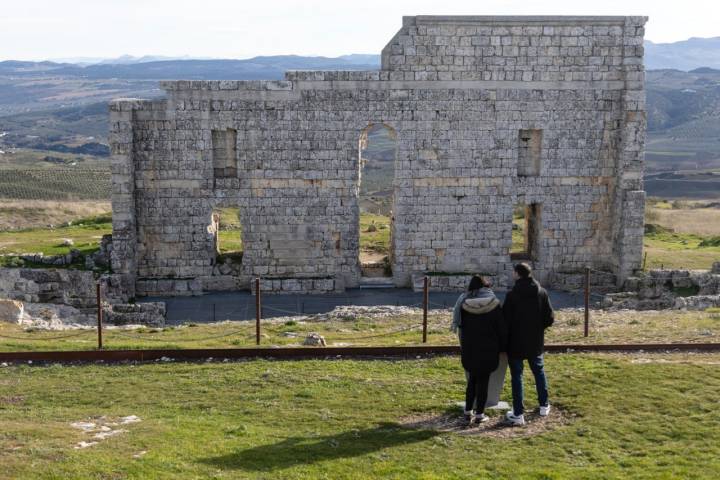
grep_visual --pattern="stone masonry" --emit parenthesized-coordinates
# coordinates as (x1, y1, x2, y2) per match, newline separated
(109, 15, 647, 296)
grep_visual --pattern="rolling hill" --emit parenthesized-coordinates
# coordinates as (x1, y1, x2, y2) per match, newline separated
(1, 49, 719, 201)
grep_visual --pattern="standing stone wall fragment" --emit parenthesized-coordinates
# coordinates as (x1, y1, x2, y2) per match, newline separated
(109, 15, 648, 295)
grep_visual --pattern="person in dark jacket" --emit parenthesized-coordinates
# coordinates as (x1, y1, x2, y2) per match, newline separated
(454, 275, 507, 424)
(503, 263, 554, 426)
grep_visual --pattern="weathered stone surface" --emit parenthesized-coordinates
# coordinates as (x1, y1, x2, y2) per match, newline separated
(0, 299, 24, 323)
(20, 249, 83, 266)
(674, 295, 720, 311)
(22, 302, 93, 328)
(0, 268, 96, 308)
(109, 15, 648, 295)
(303, 332, 327, 347)
(103, 302, 166, 327)
(86, 234, 113, 270)
(602, 292, 675, 311)
(412, 273, 498, 292)
(604, 268, 720, 310)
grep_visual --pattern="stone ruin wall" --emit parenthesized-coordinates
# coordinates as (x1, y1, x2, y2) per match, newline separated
(109, 15, 647, 297)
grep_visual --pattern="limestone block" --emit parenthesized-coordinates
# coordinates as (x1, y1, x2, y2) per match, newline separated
(0, 299, 24, 323)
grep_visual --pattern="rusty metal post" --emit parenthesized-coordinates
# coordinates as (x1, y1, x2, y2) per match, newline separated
(584, 267, 590, 337)
(255, 278, 261, 345)
(96, 283, 103, 350)
(422, 276, 429, 343)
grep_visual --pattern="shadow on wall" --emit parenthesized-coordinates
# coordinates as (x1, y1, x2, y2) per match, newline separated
(199, 422, 436, 472)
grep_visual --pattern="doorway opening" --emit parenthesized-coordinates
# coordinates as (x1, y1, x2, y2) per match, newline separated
(358, 123, 396, 279)
(210, 207, 243, 268)
(510, 203, 541, 260)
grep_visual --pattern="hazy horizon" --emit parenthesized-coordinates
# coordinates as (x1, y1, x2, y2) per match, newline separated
(1, 33, 704, 65)
(2, 0, 720, 61)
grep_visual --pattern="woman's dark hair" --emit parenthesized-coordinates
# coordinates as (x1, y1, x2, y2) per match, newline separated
(467, 275, 490, 291)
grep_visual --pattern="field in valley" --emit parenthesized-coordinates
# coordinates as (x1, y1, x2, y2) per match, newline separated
(643, 199, 720, 269)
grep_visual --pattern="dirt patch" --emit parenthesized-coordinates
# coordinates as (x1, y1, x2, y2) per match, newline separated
(400, 407, 573, 439)
(0, 395, 25, 405)
(360, 251, 386, 264)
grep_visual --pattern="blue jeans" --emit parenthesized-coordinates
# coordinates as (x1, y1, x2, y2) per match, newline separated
(509, 355, 549, 415)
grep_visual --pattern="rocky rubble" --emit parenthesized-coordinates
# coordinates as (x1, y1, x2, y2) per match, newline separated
(0, 267, 96, 308)
(85, 234, 112, 270)
(0, 298, 93, 329)
(20, 249, 83, 266)
(0, 297, 166, 330)
(103, 302, 166, 328)
(602, 269, 720, 311)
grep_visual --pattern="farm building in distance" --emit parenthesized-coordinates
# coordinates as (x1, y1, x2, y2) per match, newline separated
(108, 15, 647, 297)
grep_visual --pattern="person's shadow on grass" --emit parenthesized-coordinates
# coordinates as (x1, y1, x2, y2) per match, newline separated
(200, 422, 438, 472)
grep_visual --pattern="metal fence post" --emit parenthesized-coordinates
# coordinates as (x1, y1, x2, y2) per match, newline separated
(584, 267, 590, 337)
(96, 283, 103, 350)
(255, 278, 261, 345)
(422, 276, 429, 343)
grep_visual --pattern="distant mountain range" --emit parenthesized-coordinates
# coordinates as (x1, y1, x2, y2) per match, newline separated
(1, 46, 720, 199)
(645, 37, 720, 70)
(0, 55, 381, 81)
(15, 35, 718, 72)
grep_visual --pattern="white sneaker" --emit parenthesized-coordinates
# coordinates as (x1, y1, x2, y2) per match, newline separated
(539, 404, 551, 417)
(474, 413, 490, 424)
(505, 411, 525, 426)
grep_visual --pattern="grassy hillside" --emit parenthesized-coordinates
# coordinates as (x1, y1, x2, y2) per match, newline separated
(644, 199, 720, 269)
(644, 69, 720, 194)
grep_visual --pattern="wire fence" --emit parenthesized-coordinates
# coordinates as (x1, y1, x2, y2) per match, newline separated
(6, 267, 701, 353)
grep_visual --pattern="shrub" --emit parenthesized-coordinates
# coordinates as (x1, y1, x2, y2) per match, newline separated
(698, 236, 720, 247)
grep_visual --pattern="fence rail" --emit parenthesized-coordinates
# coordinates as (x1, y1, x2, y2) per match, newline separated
(2, 343, 720, 364)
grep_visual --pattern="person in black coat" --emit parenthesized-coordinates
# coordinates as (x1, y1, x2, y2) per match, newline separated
(502, 263, 554, 425)
(455, 275, 508, 424)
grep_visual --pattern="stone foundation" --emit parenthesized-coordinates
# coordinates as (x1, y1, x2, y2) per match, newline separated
(411, 273, 501, 293)
(254, 277, 338, 295)
(552, 270, 617, 293)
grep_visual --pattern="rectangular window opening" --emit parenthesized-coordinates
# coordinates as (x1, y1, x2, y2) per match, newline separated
(518, 129, 542, 177)
(212, 128, 238, 179)
(510, 203, 541, 260)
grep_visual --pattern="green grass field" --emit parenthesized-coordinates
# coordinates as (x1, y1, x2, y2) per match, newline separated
(359, 213, 391, 257)
(2, 353, 720, 479)
(1, 309, 718, 352)
(2, 204, 718, 271)
(0, 214, 111, 266)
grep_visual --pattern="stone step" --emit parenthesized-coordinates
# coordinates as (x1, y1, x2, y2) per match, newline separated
(359, 277, 395, 289)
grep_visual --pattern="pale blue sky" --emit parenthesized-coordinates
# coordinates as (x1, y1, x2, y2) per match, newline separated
(1, 0, 717, 61)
